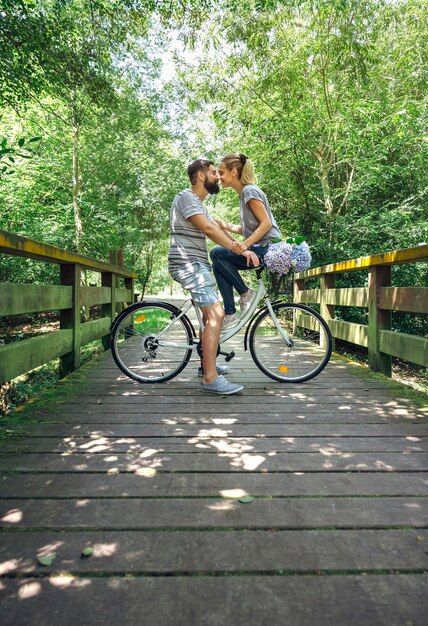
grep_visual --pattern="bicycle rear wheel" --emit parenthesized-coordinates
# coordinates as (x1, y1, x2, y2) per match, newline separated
(249, 303, 332, 382)
(111, 302, 193, 383)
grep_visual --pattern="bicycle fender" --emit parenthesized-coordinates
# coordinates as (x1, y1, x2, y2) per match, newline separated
(243, 300, 291, 351)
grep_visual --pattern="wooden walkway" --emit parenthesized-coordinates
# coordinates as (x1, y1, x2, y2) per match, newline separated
(0, 333, 427, 625)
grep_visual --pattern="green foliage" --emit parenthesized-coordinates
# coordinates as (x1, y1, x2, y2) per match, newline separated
(0, 135, 41, 177)
(172, 0, 427, 274)
(1, 0, 427, 333)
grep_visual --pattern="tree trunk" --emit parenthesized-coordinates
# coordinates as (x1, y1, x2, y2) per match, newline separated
(71, 94, 83, 254)
(316, 142, 334, 216)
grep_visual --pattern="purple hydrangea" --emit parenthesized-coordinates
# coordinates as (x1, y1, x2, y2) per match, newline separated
(264, 240, 312, 275)
(290, 242, 312, 272)
(263, 242, 293, 275)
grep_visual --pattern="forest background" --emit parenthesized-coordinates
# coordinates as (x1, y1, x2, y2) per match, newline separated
(0, 0, 427, 407)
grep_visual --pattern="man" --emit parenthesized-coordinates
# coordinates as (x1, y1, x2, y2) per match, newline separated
(168, 158, 259, 395)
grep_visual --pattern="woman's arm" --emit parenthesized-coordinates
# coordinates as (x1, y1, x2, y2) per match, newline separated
(214, 218, 243, 235)
(231, 199, 272, 253)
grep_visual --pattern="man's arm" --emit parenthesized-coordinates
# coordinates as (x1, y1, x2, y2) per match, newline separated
(188, 214, 259, 266)
(189, 214, 238, 250)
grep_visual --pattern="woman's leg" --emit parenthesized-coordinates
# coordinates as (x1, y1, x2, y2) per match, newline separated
(210, 246, 252, 315)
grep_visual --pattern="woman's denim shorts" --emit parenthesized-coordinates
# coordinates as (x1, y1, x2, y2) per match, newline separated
(170, 261, 219, 308)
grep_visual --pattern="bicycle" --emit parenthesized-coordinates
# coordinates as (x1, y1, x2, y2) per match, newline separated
(110, 267, 333, 384)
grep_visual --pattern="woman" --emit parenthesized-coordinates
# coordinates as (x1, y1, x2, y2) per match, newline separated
(211, 153, 282, 326)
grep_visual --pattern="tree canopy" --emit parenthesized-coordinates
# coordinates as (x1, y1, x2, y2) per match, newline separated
(1, 0, 427, 293)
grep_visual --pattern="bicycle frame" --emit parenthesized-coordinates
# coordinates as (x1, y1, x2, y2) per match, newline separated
(157, 274, 293, 350)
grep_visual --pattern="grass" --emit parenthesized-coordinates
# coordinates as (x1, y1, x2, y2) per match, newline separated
(331, 352, 428, 409)
(333, 339, 428, 397)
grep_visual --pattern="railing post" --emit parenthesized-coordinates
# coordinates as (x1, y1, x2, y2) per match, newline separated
(368, 265, 392, 376)
(320, 273, 336, 351)
(293, 277, 305, 333)
(102, 271, 116, 351)
(109, 249, 123, 315)
(293, 277, 305, 302)
(125, 276, 135, 304)
(60, 263, 81, 377)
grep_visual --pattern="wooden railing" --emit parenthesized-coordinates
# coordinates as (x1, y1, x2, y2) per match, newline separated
(293, 244, 428, 376)
(0, 230, 137, 385)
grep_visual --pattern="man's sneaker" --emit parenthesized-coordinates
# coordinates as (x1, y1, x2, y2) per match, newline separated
(198, 364, 230, 377)
(201, 375, 244, 395)
(239, 288, 256, 316)
(222, 313, 239, 327)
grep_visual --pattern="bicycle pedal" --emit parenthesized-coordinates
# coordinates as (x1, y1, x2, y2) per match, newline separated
(219, 350, 235, 362)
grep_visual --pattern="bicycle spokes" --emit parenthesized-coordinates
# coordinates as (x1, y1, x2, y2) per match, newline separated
(249, 303, 332, 383)
(111, 303, 193, 383)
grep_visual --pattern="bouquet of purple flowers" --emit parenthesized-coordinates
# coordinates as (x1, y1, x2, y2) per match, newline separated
(263, 237, 312, 275)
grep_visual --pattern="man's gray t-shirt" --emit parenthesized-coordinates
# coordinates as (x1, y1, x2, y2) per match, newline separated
(168, 189, 214, 272)
(240, 184, 282, 245)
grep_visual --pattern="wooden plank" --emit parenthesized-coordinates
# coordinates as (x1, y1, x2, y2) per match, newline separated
(0, 451, 426, 472)
(0, 330, 73, 384)
(329, 319, 369, 347)
(379, 286, 428, 313)
(1, 472, 427, 498)
(295, 311, 320, 331)
(1, 576, 427, 626)
(1, 530, 427, 575)
(295, 243, 428, 278)
(80, 286, 111, 306)
(379, 330, 428, 367)
(80, 317, 111, 346)
(2, 436, 426, 454)
(324, 287, 368, 307)
(1, 497, 427, 529)
(115, 287, 132, 303)
(294, 289, 320, 303)
(0, 229, 137, 278)
(0, 284, 72, 316)
(19, 410, 425, 423)
(7, 423, 428, 437)
(47, 377, 391, 390)
(43, 391, 410, 404)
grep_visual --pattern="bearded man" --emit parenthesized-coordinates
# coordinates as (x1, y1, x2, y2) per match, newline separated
(168, 158, 259, 394)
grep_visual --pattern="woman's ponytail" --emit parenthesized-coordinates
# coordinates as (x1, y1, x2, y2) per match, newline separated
(221, 153, 257, 185)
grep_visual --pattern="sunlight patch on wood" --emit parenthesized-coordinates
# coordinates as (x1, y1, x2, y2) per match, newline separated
(1, 508, 22, 523)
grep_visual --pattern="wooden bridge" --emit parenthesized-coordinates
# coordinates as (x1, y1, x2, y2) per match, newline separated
(0, 231, 427, 625)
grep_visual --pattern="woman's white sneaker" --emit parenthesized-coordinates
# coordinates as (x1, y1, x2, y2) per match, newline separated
(239, 288, 256, 316)
(222, 313, 239, 327)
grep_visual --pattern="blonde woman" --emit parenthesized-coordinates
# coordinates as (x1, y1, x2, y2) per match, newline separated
(212, 153, 282, 326)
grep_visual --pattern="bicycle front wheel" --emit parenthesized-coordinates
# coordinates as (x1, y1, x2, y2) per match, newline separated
(111, 302, 193, 383)
(249, 303, 332, 383)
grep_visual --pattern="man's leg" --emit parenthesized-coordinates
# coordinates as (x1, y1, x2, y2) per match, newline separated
(200, 302, 224, 384)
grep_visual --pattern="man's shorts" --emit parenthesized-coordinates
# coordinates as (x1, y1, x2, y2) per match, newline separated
(170, 261, 219, 308)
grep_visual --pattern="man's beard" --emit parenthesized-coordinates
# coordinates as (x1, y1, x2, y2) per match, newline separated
(204, 179, 220, 195)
